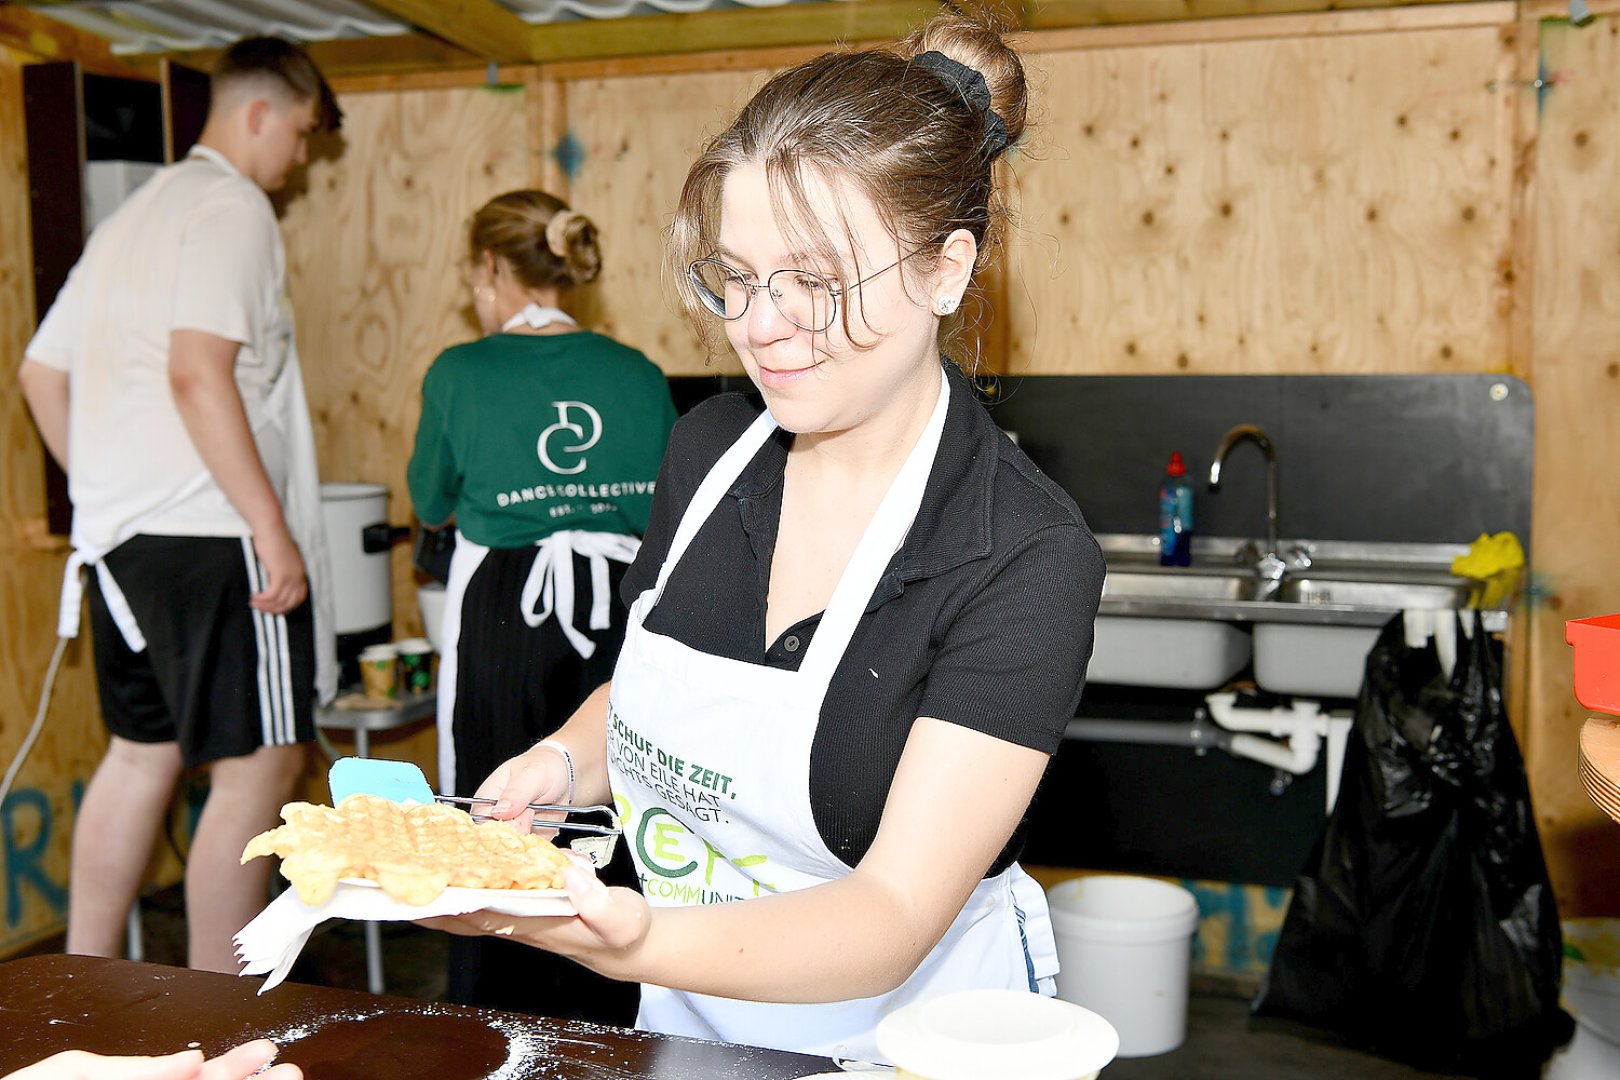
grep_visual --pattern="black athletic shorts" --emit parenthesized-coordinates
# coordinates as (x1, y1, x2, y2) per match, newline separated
(87, 534, 315, 768)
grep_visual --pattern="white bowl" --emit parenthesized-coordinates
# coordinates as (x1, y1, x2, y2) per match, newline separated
(876, 989, 1119, 1080)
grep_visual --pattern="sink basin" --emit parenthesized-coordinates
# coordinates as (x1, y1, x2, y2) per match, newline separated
(1273, 574, 1472, 611)
(1090, 566, 1258, 688)
(1089, 535, 1504, 699)
(1089, 614, 1252, 689)
(1251, 622, 1383, 699)
(1103, 569, 1264, 602)
(1255, 571, 1476, 698)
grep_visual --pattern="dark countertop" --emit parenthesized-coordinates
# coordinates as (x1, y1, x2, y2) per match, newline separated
(0, 955, 838, 1079)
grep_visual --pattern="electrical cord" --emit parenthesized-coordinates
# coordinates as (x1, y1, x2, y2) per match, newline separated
(0, 629, 196, 872)
(0, 635, 70, 813)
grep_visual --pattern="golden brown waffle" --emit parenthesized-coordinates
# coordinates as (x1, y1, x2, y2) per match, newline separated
(241, 793, 573, 906)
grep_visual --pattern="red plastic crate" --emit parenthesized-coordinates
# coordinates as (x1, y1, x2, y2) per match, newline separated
(1567, 614, 1620, 716)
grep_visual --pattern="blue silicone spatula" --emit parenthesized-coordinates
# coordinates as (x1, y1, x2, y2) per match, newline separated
(328, 757, 436, 805)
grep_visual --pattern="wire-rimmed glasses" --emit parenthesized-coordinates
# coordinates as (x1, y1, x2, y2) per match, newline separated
(687, 254, 911, 333)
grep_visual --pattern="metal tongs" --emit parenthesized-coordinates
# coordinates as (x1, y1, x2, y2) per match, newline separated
(435, 795, 621, 869)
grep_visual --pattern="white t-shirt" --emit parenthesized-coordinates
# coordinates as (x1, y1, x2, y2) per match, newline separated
(26, 145, 293, 555)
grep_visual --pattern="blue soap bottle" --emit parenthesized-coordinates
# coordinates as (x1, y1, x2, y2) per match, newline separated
(1158, 452, 1194, 567)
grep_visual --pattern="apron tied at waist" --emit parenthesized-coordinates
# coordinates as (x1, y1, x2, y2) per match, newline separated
(58, 550, 146, 652)
(519, 530, 642, 659)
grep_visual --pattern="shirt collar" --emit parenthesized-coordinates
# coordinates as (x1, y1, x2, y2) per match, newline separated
(730, 362, 998, 582)
(187, 144, 243, 178)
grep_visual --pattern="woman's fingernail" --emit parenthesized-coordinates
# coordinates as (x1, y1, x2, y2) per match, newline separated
(564, 866, 601, 893)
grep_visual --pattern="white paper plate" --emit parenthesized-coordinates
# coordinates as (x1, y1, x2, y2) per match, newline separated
(336, 877, 576, 918)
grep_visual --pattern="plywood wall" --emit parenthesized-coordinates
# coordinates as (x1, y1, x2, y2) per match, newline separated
(0, 45, 114, 956)
(564, 68, 763, 376)
(1011, 24, 1519, 374)
(1524, 15, 1620, 914)
(276, 83, 540, 777)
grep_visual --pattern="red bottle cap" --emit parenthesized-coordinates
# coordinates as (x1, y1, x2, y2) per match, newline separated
(1166, 452, 1186, 477)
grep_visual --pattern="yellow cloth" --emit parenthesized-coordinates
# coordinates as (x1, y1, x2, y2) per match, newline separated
(1451, 532, 1525, 608)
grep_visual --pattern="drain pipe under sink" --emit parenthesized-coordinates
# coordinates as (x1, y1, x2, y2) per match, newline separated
(1061, 695, 1353, 812)
(1204, 691, 1323, 774)
(1204, 691, 1353, 810)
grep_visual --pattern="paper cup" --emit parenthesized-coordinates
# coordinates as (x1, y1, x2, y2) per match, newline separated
(359, 644, 399, 700)
(396, 637, 435, 695)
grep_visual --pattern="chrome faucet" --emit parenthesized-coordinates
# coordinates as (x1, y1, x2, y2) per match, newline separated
(1209, 424, 1287, 583)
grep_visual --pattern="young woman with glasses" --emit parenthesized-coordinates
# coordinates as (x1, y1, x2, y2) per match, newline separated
(430, 12, 1104, 1061)
(406, 190, 675, 1024)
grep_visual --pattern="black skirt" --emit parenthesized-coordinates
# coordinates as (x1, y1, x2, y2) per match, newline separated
(446, 544, 640, 1024)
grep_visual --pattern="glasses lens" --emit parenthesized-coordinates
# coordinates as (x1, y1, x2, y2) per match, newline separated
(690, 261, 747, 320)
(768, 269, 836, 332)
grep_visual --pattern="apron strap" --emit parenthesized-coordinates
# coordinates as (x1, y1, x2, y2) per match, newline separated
(436, 531, 491, 797)
(58, 552, 148, 652)
(796, 368, 950, 686)
(501, 304, 577, 332)
(520, 530, 642, 658)
(648, 408, 780, 601)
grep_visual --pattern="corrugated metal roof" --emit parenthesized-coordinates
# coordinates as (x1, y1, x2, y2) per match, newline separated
(20, 0, 821, 55)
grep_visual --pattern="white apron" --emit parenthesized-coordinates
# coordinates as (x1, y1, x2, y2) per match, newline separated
(435, 528, 640, 796)
(606, 368, 1058, 1062)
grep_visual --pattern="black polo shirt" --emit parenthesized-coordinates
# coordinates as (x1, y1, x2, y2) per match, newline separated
(621, 364, 1104, 875)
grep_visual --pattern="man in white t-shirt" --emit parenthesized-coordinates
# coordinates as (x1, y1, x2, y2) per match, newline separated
(19, 37, 342, 974)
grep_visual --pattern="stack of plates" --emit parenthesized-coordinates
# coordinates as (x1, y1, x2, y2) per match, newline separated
(1579, 717, 1620, 825)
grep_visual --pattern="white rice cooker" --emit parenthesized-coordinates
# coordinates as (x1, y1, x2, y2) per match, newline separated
(320, 483, 405, 678)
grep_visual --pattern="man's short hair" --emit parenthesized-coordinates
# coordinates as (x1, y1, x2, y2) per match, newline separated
(212, 36, 342, 132)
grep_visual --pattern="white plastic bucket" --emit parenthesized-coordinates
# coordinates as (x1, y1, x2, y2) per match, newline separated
(1046, 875, 1200, 1058)
(1546, 918, 1620, 1080)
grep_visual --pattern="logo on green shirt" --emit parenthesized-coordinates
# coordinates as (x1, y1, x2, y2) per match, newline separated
(537, 401, 601, 475)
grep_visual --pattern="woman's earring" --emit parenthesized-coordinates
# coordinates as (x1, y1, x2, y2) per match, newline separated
(936, 295, 959, 316)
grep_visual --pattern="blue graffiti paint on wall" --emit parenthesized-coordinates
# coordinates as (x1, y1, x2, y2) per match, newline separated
(1182, 879, 1290, 973)
(552, 132, 584, 182)
(3, 787, 69, 927)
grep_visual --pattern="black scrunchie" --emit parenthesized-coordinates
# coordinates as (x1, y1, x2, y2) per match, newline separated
(913, 50, 1011, 157)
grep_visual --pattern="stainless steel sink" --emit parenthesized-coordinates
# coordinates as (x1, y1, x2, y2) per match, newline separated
(1274, 574, 1473, 612)
(1089, 535, 1511, 698)
(1103, 569, 1265, 603)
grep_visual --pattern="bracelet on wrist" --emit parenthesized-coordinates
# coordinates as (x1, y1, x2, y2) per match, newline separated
(536, 739, 576, 805)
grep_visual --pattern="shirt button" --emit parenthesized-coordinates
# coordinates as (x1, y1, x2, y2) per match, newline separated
(783, 635, 801, 653)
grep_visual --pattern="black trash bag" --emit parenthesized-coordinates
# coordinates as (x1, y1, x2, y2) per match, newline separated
(1252, 612, 1573, 1078)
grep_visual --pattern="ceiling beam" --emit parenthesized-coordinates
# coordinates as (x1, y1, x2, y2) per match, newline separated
(0, 5, 154, 78)
(170, 32, 483, 80)
(360, 0, 537, 62)
(168, 0, 948, 77)
(1023, 0, 1500, 29)
(523, 0, 943, 62)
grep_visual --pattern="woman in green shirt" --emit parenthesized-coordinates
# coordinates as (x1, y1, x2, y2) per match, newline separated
(407, 189, 676, 1024)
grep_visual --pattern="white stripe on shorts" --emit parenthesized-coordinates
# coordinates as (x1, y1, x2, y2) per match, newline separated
(274, 610, 294, 743)
(241, 538, 286, 745)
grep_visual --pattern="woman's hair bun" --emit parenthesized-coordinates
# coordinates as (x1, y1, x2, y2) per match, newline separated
(904, 11, 1028, 153)
(469, 190, 601, 289)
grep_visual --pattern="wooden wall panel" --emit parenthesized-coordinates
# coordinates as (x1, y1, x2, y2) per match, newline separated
(563, 69, 766, 376)
(280, 86, 531, 652)
(1524, 16, 1620, 915)
(0, 45, 110, 956)
(1008, 26, 1517, 374)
